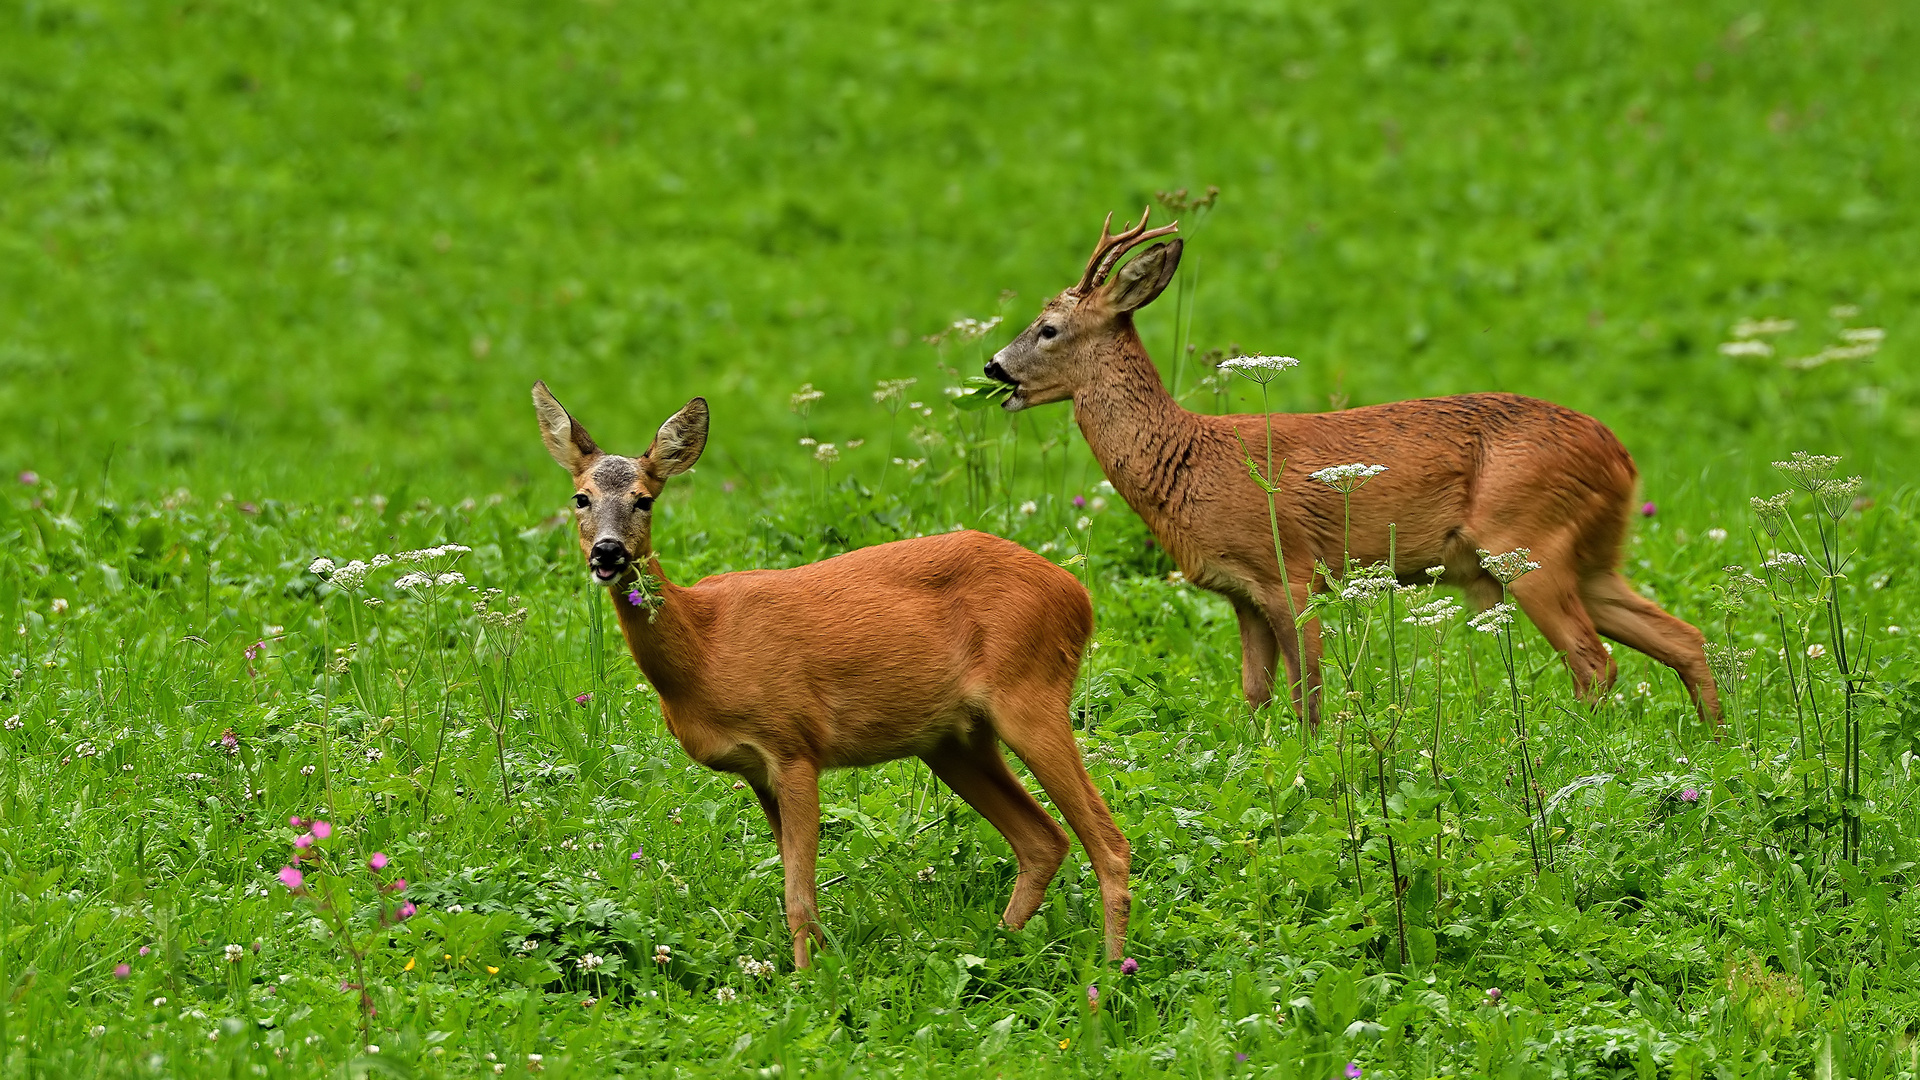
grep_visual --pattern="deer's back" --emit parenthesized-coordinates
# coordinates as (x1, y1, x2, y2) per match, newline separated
(674, 532, 1089, 755)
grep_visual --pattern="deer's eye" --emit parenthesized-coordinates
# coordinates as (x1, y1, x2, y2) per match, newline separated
(572, 493, 590, 509)
(1039, 325, 1058, 340)
(634, 495, 655, 512)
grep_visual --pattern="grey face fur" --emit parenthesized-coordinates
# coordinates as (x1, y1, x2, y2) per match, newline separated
(530, 381, 709, 585)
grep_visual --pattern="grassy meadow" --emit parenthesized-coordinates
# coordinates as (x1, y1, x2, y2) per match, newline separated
(4, 0, 1920, 1075)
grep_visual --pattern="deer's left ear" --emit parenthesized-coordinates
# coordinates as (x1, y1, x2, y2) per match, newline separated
(645, 397, 709, 482)
(1104, 239, 1183, 314)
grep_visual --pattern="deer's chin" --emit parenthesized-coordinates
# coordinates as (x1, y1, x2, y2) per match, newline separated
(591, 565, 625, 584)
(1000, 394, 1029, 413)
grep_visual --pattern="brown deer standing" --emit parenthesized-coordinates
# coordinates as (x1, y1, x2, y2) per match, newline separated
(530, 381, 1132, 968)
(983, 211, 1720, 727)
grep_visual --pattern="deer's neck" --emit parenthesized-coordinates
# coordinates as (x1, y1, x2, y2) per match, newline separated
(608, 557, 704, 702)
(1072, 324, 1213, 536)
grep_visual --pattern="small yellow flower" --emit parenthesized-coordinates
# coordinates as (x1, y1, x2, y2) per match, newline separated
(443, 953, 453, 961)
(1059, 1039, 1070, 1050)
(403, 957, 416, 972)
(486, 966, 500, 975)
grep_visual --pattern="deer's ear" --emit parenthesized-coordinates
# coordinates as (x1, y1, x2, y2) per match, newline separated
(1104, 239, 1183, 314)
(645, 397, 709, 482)
(532, 381, 598, 471)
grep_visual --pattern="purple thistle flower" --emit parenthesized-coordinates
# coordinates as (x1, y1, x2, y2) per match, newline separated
(1121, 957, 1138, 975)
(1680, 788, 1700, 803)
(574, 693, 592, 706)
(114, 963, 131, 979)
(1641, 501, 1657, 517)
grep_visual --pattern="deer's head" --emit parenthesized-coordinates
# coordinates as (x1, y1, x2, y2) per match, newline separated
(531, 381, 708, 584)
(986, 209, 1183, 411)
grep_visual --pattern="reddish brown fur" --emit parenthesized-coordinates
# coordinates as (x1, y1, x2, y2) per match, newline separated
(531, 382, 1132, 968)
(987, 212, 1720, 727)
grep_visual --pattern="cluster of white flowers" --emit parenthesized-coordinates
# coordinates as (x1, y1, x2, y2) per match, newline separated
(873, 377, 918, 407)
(308, 557, 336, 576)
(576, 953, 604, 972)
(790, 383, 824, 413)
(1477, 548, 1540, 585)
(1217, 355, 1300, 384)
(1467, 603, 1517, 635)
(1311, 463, 1389, 493)
(1718, 340, 1773, 358)
(715, 987, 738, 1005)
(916, 866, 937, 883)
(1760, 551, 1807, 571)
(1773, 451, 1841, 491)
(1731, 316, 1796, 338)
(329, 560, 369, 590)
(1705, 527, 1729, 542)
(224, 944, 245, 964)
(736, 955, 776, 978)
(652, 944, 673, 965)
(949, 315, 1003, 342)
(435, 571, 465, 587)
(393, 572, 433, 591)
(393, 544, 472, 563)
(1336, 566, 1397, 603)
(814, 443, 840, 467)
(1402, 596, 1463, 628)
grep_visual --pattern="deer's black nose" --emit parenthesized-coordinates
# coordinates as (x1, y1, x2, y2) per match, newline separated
(984, 360, 1013, 384)
(590, 540, 629, 568)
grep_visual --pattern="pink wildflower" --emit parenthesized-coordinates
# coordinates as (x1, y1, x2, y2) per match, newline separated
(17, 471, 37, 486)
(397, 902, 417, 920)
(385, 878, 408, 893)
(1486, 987, 1502, 1002)
(277, 866, 305, 892)
(1072, 495, 1087, 509)
(1680, 788, 1700, 804)
(1346, 1064, 1362, 1079)
(574, 693, 592, 706)
(1641, 501, 1657, 517)
(369, 852, 389, 871)
(289, 816, 303, 828)
(1121, 957, 1138, 975)
(629, 850, 644, 861)
(138, 946, 151, 956)
(1087, 984, 1099, 1010)
(626, 589, 644, 606)
(114, 963, 131, 979)
(311, 820, 332, 839)
(293, 834, 313, 849)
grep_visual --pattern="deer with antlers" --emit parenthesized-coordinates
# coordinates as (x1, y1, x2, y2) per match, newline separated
(983, 211, 1720, 727)
(530, 381, 1132, 968)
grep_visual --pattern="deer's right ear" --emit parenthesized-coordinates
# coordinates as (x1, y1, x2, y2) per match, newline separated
(645, 397, 709, 481)
(531, 380, 599, 471)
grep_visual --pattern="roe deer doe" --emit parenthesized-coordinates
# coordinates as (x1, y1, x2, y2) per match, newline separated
(530, 381, 1132, 968)
(982, 211, 1719, 728)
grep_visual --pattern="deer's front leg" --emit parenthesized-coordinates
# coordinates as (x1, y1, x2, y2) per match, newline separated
(1234, 601, 1278, 709)
(774, 759, 824, 968)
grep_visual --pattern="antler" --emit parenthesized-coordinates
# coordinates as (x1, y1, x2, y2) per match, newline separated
(1072, 207, 1181, 295)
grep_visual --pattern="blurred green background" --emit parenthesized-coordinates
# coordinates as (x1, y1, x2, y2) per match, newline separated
(4, 0, 1913, 507)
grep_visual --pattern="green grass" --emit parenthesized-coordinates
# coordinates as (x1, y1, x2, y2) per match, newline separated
(3, 0, 1920, 1075)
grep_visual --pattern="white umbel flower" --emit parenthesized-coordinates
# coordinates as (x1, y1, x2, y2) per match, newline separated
(1468, 603, 1517, 635)
(1217, 355, 1300, 384)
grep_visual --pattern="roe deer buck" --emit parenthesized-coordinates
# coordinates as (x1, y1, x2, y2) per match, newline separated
(982, 210, 1720, 728)
(530, 381, 1132, 968)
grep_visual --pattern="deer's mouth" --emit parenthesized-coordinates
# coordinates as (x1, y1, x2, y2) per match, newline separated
(982, 360, 1028, 412)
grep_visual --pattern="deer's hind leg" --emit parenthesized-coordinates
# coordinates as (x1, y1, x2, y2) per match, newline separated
(921, 726, 1070, 931)
(987, 690, 1132, 961)
(770, 759, 827, 968)
(1580, 571, 1721, 724)
(1502, 550, 1617, 705)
